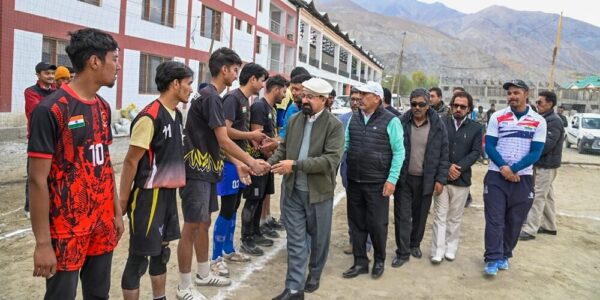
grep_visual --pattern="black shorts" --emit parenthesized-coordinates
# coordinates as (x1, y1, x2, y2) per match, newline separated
(180, 179, 219, 223)
(243, 172, 275, 200)
(127, 187, 180, 256)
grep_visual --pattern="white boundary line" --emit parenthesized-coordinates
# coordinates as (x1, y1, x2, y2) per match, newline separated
(212, 192, 346, 300)
(0, 207, 22, 217)
(0, 227, 31, 240)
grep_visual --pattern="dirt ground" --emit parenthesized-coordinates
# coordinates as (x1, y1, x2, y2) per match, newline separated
(0, 137, 599, 299)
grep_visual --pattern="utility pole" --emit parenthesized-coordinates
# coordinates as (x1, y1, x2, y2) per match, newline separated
(390, 32, 406, 107)
(548, 12, 563, 91)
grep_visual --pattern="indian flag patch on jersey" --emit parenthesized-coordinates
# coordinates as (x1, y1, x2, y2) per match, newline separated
(68, 115, 85, 129)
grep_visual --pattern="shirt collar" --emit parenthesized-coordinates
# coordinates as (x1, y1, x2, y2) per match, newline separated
(308, 108, 325, 123)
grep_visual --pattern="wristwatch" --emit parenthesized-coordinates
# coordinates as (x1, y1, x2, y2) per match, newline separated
(292, 160, 297, 171)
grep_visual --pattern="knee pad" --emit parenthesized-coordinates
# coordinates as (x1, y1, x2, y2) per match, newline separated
(121, 253, 148, 290)
(149, 245, 170, 276)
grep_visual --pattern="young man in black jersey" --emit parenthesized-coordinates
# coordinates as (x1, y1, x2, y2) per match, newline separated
(177, 48, 271, 300)
(119, 61, 193, 300)
(211, 63, 269, 267)
(28, 28, 123, 300)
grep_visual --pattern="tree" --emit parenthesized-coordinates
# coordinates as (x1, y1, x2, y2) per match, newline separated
(412, 71, 427, 88)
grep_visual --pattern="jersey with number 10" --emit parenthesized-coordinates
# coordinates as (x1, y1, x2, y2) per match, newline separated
(27, 84, 117, 247)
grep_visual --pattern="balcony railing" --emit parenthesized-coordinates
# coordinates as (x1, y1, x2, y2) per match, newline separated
(322, 63, 337, 73)
(269, 58, 282, 73)
(338, 69, 349, 77)
(309, 58, 320, 68)
(360, 78, 366, 83)
(299, 53, 307, 63)
(270, 19, 281, 35)
(351, 74, 359, 81)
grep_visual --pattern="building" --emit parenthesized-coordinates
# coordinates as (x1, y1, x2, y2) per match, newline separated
(0, 0, 297, 130)
(290, 0, 384, 95)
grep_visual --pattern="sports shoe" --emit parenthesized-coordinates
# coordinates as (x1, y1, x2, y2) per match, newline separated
(195, 272, 231, 287)
(519, 231, 535, 241)
(267, 217, 285, 231)
(223, 250, 251, 263)
(430, 256, 443, 264)
(497, 258, 509, 270)
(444, 252, 456, 261)
(176, 285, 207, 300)
(210, 257, 230, 278)
(240, 239, 264, 256)
(260, 224, 280, 238)
(253, 234, 274, 247)
(484, 261, 498, 276)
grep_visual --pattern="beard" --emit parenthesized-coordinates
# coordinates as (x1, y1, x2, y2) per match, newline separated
(453, 112, 466, 120)
(302, 104, 313, 115)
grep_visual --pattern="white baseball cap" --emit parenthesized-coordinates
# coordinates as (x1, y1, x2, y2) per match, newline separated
(356, 81, 384, 99)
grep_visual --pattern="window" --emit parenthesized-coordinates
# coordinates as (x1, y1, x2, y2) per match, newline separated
(198, 62, 212, 84)
(235, 18, 242, 30)
(255, 36, 262, 54)
(79, 0, 100, 5)
(258, 0, 263, 12)
(142, 0, 175, 27)
(201, 6, 222, 41)
(247, 23, 253, 34)
(139, 53, 172, 94)
(42, 37, 72, 67)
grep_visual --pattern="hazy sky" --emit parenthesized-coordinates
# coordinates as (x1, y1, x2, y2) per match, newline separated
(420, 0, 600, 28)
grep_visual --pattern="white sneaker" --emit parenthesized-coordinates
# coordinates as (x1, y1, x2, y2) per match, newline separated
(176, 285, 207, 300)
(223, 250, 251, 263)
(431, 256, 443, 264)
(444, 253, 456, 261)
(210, 257, 230, 277)
(195, 272, 231, 287)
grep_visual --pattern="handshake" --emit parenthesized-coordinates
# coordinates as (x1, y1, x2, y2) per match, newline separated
(237, 158, 296, 186)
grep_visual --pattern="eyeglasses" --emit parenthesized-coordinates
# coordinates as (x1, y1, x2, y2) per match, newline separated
(410, 102, 428, 108)
(301, 93, 322, 100)
(350, 97, 361, 102)
(452, 104, 468, 110)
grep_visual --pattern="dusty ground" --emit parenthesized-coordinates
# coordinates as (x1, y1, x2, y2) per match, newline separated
(0, 137, 599, 299)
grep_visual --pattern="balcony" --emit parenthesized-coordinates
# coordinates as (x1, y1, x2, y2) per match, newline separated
(338, 69, 349, 77)
(309, 58, 320, 68)
(322, 63, 337, 74)
(299, 53, 307, 63)
(360, 78, 366, 83)
(269, 58, 282, 73)
(284, 64, 294, 75)
(351, 74, 359, 81)
(270, 20, 281, 35)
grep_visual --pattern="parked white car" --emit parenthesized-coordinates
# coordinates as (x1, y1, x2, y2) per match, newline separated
(565, 113, 600, 154)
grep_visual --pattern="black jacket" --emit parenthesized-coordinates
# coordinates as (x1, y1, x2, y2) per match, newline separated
(535, 111, 564, 169)
(399, 109, 449, 195)
(443, 116, 482, 187)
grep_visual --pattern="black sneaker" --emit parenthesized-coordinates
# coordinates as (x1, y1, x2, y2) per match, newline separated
(240, 238, 264, 256)
(253, 234, 274, 247)
(267, 217, 285, 231)
(260, 224, 280, 238)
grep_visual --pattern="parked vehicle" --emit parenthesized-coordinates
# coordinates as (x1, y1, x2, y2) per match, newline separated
(565, 113, 600, 154)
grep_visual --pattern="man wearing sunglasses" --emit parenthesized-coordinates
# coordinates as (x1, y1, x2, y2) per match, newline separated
(430, 91, 482, 264)
(392, 88, 449, 268)
(344, 81, 405, 279)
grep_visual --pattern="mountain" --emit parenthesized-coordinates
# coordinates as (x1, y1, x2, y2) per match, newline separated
(313, 0, 600, 84)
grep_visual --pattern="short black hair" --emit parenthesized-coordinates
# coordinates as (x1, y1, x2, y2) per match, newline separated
(265, 74, 289, 92)
(329, 89, 336, 98)
(452, 86, 465, 93)
(239, 63, 268, 86)
(539, 90, 557, 108)
(450, 91, 474, 112)
(410, 88, 430, 102)
(290, 66, 309, 78)
(66, 28, 119, 73)
(429, 87, 442, 98)
(155, 61, 194, 93)
(383, 87, 392, 104)
(209, 47, 242, 77)
(290, 74, 312, 84)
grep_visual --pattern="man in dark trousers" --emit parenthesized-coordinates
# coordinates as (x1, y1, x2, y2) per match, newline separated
(520, 91, 564, 240)
(483, 80, 546, 276)
(343, 81, 405, 279)
(383, 87, 401, 117)
(269, 78, 344, 299)
(392, 88, 449, 268)
(430, 91, 482, 264)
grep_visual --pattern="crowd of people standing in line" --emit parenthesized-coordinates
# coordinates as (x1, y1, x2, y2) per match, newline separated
(23, 27, 565, 300)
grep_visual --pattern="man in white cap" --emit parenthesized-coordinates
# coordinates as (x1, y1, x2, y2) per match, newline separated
(268, 78, 345, 299)
(343, 81, 405, 280)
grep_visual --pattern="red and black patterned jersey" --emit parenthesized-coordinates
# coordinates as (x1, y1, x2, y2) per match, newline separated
(27, 84, 116, 242)
(131, 100, 186, 189)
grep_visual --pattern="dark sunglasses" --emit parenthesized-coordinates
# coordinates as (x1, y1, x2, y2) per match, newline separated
(410, 102, 427, 108)
(452, 104, 468, 110)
